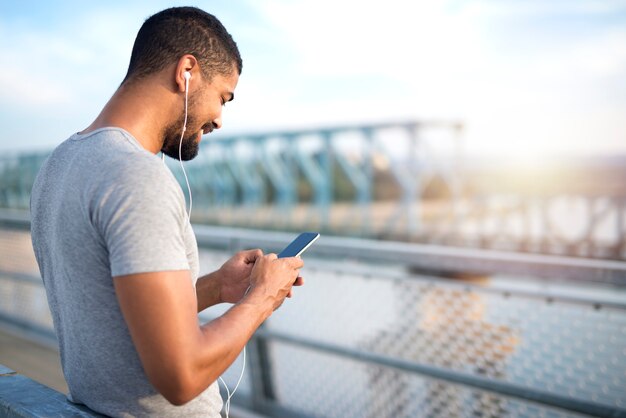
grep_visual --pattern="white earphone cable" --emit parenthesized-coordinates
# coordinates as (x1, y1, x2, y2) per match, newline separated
(218, 346, 246, 418)
(180, 77, 193, 226)
(218, 284, 252, 417)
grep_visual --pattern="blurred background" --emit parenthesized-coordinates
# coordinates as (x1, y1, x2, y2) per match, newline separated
(0, 1, 625, 418)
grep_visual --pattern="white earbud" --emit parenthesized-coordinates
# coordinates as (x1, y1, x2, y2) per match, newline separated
(183, 71, 191, 92)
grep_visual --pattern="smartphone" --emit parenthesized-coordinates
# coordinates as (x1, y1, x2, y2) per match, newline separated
(277, 232, 320, 258)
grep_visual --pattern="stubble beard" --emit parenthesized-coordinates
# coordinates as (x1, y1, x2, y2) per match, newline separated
(161, 94, 201, 161)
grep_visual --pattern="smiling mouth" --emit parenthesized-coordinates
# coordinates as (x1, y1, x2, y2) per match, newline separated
(202, 124, 213, 135)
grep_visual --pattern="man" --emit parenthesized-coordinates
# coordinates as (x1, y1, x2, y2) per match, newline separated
(30, 7, 303, 417)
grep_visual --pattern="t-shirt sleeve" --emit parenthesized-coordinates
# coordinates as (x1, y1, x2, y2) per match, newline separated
(92, 162, 190, 277)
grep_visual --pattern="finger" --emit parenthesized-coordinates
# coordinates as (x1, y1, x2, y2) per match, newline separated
(252, 255, 264, 267)
(244, 248, 263, 263)
(287, 256, 304, 269)
(266, 253, 278, 261)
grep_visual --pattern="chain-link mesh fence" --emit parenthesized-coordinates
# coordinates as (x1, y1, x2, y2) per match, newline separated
(201, 246, 626, 417)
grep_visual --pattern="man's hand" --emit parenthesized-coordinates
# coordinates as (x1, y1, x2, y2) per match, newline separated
(218, 249, 305, 304)
(217, 249, 262, 304)
(245, 253, 305, 311)
(196, 249, 305, 312)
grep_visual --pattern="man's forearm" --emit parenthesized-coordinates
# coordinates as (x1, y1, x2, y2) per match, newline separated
(178, 289, 273, 404)
(195, 271, 222, 312)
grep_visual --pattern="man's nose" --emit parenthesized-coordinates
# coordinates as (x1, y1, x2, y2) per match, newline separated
(212, 118, 222, 130)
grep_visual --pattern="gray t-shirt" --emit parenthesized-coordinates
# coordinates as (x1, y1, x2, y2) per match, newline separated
(30, 128, 222, 417)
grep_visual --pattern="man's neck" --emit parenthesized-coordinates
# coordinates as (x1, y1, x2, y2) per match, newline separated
(81, 79, 175, 154)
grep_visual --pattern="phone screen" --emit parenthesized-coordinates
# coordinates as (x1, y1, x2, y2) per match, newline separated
(277, 232, 320, 258)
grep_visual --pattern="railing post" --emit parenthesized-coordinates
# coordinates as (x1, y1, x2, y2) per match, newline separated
(246, 331, 276, 408)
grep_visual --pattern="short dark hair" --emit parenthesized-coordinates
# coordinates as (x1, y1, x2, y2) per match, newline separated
(123, 7, 242, 83)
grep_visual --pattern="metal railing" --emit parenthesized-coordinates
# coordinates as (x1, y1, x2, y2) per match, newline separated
(1, 210, 625, 417)
(2, 122, 626, 260)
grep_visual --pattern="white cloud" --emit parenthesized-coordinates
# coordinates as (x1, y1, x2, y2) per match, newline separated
(0, 65, 71, 107)
(0, 9, 135, 109)
(568, 29, 626, 77)
(464, 0, 626, 18)
(0, 26, 74, 106)
(242, 0, 626, 158)
(0, 6, 147, 151)
(255, 0, 482, 79)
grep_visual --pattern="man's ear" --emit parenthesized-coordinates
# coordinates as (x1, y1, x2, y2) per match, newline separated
(175, 54, 199, 93)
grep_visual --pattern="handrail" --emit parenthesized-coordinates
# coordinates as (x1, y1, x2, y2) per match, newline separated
(2, 209, 625, 286)
(193, 224, 626, 285)
(0, 365, 104, 417)
(4, 207, 624, 313)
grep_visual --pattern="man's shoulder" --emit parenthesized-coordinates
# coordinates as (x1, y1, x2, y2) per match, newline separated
(81, 128, 158, 165)
(42, 128, 181, 199)
(73, 128, 173, 184)
(45, 128, 154, 167)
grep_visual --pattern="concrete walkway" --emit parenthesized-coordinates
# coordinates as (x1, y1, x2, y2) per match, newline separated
(0, 326, 67, 393)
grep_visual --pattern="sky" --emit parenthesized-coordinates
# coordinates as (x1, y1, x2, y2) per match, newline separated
(0, 0, 625, 160)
